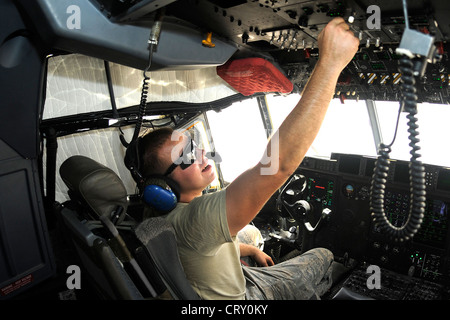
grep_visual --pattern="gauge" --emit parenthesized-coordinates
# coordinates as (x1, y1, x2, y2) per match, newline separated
(343, 184, 355, 198)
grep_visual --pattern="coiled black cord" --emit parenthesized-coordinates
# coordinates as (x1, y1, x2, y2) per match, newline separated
(122, 10, 164, 190)
(121, 9, 165, 148)
(122, 43, 155, 190)
(120, 43, 154, 148)
(370, 56, 426, 242)
(132, 49, 153, 143)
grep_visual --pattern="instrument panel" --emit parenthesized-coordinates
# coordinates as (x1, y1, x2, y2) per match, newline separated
(161, 0, 450, 104)
(277, 153, 450, 285)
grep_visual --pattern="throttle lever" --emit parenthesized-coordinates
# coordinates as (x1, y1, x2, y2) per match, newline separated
(304, 207, 331, 232)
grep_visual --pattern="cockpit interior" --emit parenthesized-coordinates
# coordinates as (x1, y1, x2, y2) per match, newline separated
(2, 0, 450, 303)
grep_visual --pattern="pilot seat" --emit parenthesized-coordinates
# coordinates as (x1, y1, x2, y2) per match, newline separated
(58, 155, 199, 300)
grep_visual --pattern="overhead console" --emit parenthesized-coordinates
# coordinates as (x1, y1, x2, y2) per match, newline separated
(164, 0, 450, 104)
(277, 153, 450, 288)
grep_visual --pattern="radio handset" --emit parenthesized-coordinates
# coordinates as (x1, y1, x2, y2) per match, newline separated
(369, 0, 441, 242)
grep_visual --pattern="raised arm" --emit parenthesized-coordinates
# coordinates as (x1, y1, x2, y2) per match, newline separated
(226, 18, 360, 236)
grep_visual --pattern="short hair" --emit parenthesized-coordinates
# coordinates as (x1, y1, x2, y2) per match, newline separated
(139, 127, 174, 177)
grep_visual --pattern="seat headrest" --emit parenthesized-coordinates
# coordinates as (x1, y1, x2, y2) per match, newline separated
(60, 155, 128, 224)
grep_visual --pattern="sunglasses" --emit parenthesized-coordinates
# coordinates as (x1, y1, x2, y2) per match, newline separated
(164, 138, 200, 176)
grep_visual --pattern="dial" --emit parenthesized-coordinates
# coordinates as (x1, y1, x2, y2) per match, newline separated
(343, 184, 355, 198)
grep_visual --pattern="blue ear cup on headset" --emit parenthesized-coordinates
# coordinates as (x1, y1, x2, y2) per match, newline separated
(142, 175, 180, 212)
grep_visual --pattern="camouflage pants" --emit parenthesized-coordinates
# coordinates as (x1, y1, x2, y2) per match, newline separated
(242, 248, 334, 300)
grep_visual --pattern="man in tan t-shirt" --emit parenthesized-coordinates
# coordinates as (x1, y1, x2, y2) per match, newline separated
(139, 17, 360, 299)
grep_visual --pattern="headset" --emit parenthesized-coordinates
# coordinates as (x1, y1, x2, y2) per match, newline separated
(124, 137, 180, 213)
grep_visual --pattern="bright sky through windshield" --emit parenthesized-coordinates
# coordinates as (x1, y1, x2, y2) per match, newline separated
(207, 95, 450, 182)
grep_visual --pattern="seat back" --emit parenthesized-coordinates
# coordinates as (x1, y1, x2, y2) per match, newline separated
(134, 217, 200, 300)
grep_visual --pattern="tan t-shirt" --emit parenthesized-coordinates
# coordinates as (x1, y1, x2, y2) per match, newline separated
(165, 189, 246, 300)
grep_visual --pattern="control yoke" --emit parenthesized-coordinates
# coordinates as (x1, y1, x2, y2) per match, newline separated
(277, 174, 332, 233)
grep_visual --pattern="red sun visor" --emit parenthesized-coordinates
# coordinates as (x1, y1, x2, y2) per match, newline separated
(217, 57, 293, 96)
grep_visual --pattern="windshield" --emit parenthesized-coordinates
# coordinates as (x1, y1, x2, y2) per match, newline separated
(207, 95, 450, 183)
